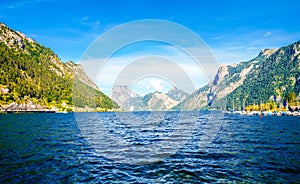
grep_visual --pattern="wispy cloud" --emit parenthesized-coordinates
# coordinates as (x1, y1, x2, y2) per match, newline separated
(263, 32, 272, 37)
(6, 0, 49, 9)
(79, 16, 100, 29)
(206, 29, 300, 64)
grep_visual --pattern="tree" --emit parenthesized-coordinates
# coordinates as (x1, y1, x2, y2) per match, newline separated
(287, 92, 297, 103)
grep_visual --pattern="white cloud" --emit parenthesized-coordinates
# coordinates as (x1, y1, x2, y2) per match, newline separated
(89, 51, 210, 95)
(150, 78, 163, 92)
(264, 32, 272, 37)
(79, 16, 100, 29)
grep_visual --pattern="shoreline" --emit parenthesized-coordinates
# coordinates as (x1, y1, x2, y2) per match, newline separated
(223, 110, 300, 116)
(1, 109, 300, 116)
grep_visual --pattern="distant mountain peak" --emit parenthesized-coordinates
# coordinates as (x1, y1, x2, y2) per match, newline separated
(166, 86, 189, 102)
(110, 86, 189, 111)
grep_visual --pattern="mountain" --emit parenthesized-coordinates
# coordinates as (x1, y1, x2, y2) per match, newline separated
(173, 83, 212, 110)
(166, 87, 189, 101)
(111, 86, 187, 111)
(0, 22, 119, 111)
(110, 86, 140, 110)
(215, 41, 300, 109)
(129, 91, 179, 111)
(176, 40, 300, 110)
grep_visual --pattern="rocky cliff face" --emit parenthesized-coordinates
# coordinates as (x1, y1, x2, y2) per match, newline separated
(0, 23, 34, 51)
(67, 62, 100, 91)
(166, 87, 189, 101)
(174, 59, 262, 110)
(172, 83, 212, 110)
(111, 86, 140, 110)
(207, 48, 279, 105)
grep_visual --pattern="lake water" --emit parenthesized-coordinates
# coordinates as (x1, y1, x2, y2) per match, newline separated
(0, 112, 299, 183)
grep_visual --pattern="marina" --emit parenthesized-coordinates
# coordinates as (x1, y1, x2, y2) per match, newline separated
(224, 110, 300, 116)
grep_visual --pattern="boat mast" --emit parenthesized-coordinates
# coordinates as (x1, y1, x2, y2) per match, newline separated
(279, 99, 282, 112)
(260, 100, 262, 111)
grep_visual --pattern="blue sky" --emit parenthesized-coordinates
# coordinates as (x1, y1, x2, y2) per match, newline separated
(1, 0, 300, 95)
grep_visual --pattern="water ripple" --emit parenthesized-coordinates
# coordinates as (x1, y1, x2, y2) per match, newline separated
(0, 112, 299, 183)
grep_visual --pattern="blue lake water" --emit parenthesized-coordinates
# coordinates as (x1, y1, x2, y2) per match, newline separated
(0, 112, 299, 183)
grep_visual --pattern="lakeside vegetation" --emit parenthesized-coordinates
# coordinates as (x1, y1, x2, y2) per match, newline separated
(244, 92, 298, 111)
